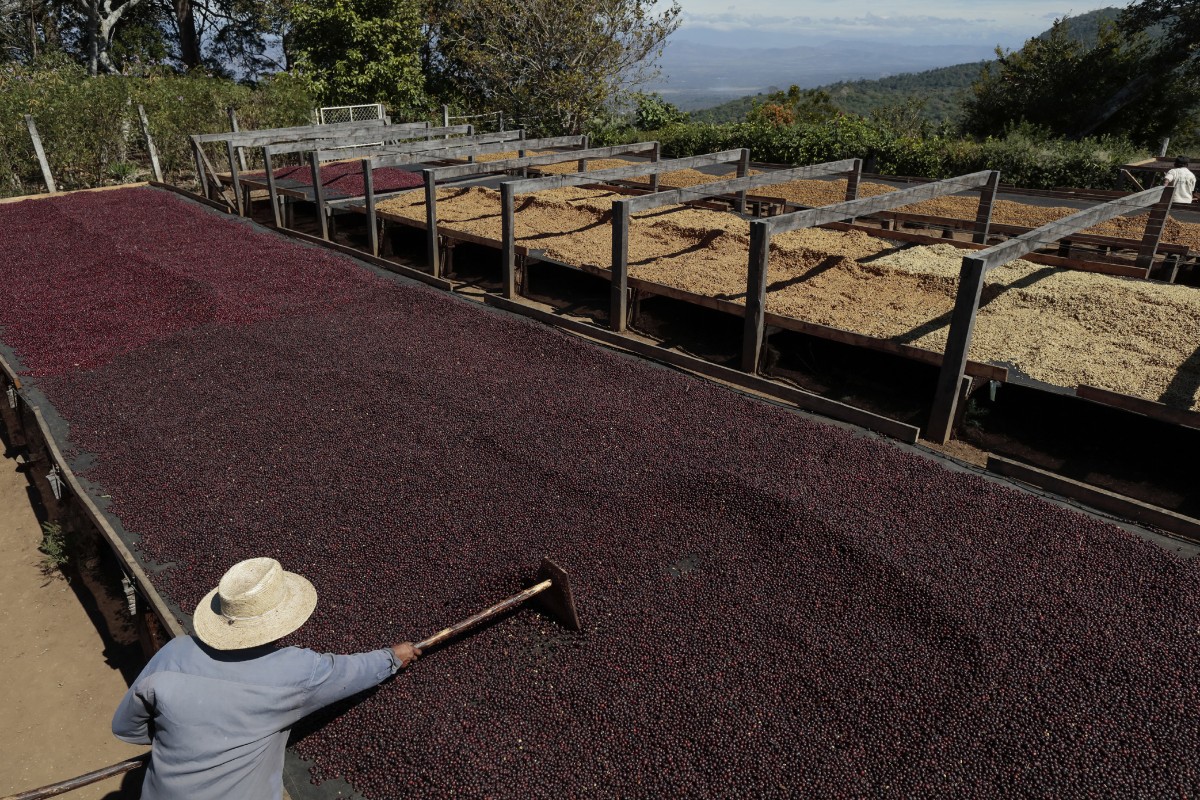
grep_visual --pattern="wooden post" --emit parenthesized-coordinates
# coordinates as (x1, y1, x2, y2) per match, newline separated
(650, 142, 662, 193)
(442, 104, 450, 130)
(972, 170, 1001, 245)
(424, 169, 440, 275)
(1159, 138, 1170, 158)
(309, 151, 329, 240)
(741, 220, 771, 373)
(225, 140, 244, 216)
(364, 160, 379, 257)
(191, 136, 208, 197)
(137, 105, 163, 183)
(611, 201, 631, 332)
(927, 255, 988, 444)
(24, 115, 55, 193)
(227, 108, 247, 171)
(735, 148, 750, 213)
(844, 158, 863, 224)
(501, 183, 517, 299)
(844, 159, 863, 202)
(1135, 186, 1174, 272)
(263, 146, 283, 228)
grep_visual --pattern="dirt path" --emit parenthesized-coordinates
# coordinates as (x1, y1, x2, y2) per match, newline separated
(0, 452, 147, 799)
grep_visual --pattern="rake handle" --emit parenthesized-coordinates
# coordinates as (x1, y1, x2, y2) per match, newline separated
(416, 579, 552, 651)
(2, 753, 149, 800)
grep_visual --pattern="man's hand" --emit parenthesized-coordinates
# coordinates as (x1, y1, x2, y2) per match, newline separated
(392, 642, 421, 667)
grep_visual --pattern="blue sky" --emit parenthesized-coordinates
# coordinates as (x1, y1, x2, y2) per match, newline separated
(674, 1, 1118, 46)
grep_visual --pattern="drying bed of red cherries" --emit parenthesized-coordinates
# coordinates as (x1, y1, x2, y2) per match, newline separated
(242, 159, 425, 196)
(6, 187, 1200, 798)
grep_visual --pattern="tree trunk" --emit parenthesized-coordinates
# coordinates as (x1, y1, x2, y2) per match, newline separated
(173, 0, 201, 69)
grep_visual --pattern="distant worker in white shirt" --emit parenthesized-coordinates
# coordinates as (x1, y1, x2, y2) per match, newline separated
(1164, 155, 1196, 203)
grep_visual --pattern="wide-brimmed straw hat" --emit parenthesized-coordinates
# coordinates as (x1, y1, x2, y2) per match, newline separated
(193, 558, 317, 650)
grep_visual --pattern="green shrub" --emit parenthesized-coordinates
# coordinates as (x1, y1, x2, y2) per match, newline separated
(0, 59, 314, 197)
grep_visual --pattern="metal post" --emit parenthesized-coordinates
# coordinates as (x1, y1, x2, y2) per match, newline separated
(501, 183, 517, 299)
(972, 170, 1001, 245)
(741, 220, 771, 373)
(927, 255, 988, 444)
(24, 115, 55, 193)
(611, 201, 631, 332)
(137, 105, 163, 183)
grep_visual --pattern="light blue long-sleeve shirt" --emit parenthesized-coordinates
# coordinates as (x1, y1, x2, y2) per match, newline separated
(112, 635, 400, 800)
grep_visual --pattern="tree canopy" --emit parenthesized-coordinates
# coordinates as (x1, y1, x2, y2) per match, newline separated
(428, 0, 680, 134)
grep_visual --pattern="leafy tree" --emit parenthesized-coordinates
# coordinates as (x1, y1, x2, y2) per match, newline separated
(961, 16, 1199, 146)
(746, 86, 840, 127)
(428, 0, 681, 135)
(289, 0, 426, 108)
(632, 91, 685, 129)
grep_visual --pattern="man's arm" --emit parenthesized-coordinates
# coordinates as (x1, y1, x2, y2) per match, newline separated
(296, 642, 420, 719)
(112, 683, 154, 745)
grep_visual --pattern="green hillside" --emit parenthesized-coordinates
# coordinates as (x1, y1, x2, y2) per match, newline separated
(690, 7, 1123, 126)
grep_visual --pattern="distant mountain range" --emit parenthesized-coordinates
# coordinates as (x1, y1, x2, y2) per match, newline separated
(659, 7, 1123, 118)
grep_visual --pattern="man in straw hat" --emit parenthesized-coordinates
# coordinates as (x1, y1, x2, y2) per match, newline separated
(112, 557, 420, 799)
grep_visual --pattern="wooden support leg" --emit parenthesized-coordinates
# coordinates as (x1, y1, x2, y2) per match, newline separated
(741, 220, 771, 373)
(736, 148, 750, 213)
(25, 115, 56, 193)
(309, 152, 329, 241)
(226, 140, 244, 216)
(611, 201, 630, 332)
(1135, 187, 1175, 272)
(927, 256, 987, 444)
(501, 184, 517, 299)
(972, 170, 1000, 245)
(424, 170, 439, 273)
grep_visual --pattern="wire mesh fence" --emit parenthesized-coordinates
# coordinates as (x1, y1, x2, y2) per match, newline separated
(318, 103, 387, 125)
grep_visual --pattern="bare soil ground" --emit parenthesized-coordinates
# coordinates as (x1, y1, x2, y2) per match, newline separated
(0, 452, 146, 799)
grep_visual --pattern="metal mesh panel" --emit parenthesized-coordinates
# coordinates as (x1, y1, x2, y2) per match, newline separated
(318, 104, 386, 125)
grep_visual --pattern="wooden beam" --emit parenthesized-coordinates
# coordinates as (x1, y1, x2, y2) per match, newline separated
(364, 159, 379, 258)
(735, 149, 750, 212)
(355, 130, 526, 168)
(225, 139, 244, 216)
(650, 143, 661, 193)
(767, 171, 995, 235)
(987, 455, 1200, 542)
(501, 183, 517, 299)
(502, 150, 748, 195)
(967, 186, 1167, 272)
(267, 124, 474, 159)
(926, 256, 986, 444)
(424, 141, 652, 183)
(620, 159, 859, 215)
(309, 151, 328, 241)
(424, 169, 439, 276)
(190, 135, 207, 198)
(24, 115, 55, 193)
(137, 105, 163, 183)
(1075, 384, 1200, 430)
(973, 170, 1000, 245)
(1135, 187, 1174, 270)
(191, 117, 393, 145)
(611, 201, 631, 331)
(263, 146, 283, 228)
(227, 107, 248, 171)
(741, 220, 771, 373)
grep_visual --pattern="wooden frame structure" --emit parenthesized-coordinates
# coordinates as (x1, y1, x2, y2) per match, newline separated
(740, 170, 1001, 373)
(260, 130, 522, 230)
(498, 149, 750, 298)
(609, 158, 863, 332)
(302, 130, 568, 239)
(926, 185, 1175, 443)
(189, 118, 426, 205)
(407, 142, 664, 270)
